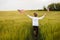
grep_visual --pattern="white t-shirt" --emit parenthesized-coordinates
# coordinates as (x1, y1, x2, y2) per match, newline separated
(27, 15, 45, 26)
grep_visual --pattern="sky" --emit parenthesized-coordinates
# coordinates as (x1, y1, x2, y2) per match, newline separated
(0, 0, 60, 10)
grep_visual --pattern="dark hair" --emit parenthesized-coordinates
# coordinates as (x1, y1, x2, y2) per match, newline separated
(34, 12, 38, 17)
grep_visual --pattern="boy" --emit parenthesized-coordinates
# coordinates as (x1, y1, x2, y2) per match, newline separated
(27, 12, 46, 40)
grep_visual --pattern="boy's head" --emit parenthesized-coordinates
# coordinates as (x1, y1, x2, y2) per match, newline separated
(34, 12, 38, 17)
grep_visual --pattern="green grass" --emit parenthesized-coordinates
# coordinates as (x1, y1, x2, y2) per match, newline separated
(0, 10, 60, 40)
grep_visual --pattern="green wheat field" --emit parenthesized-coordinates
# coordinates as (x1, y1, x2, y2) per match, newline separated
(0, 10, 60, 40)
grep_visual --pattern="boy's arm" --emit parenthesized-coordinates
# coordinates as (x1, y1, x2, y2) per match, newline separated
(25, 13, 33, 19)
(38, 13, 46, 20)
(38, 7, 49, 20)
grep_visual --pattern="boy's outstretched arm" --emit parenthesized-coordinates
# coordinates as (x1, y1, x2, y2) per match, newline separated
(25, 13, 33, 19)
(38, 13, 46, 20)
